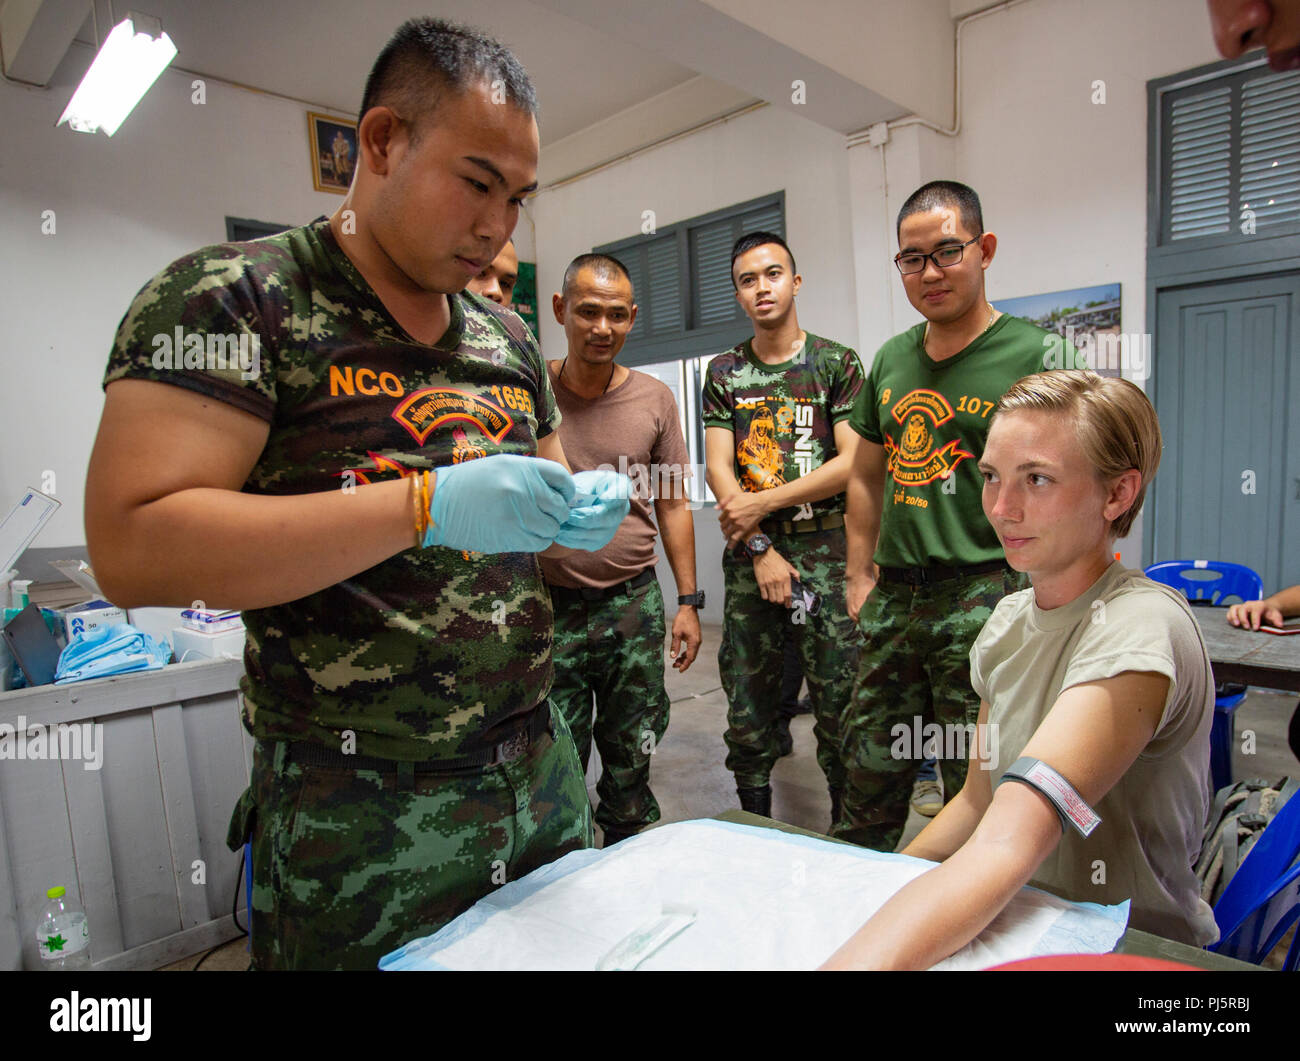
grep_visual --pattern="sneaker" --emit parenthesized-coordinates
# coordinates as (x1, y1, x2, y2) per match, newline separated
(910, 778, 943, 817)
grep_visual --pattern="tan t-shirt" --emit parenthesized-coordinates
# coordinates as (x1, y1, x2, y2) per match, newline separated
(969, 562, 1219, 946)
(539, 365, 691, 589)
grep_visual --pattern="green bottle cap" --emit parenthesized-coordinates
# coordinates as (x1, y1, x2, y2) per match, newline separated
(46, 886, 66, 900)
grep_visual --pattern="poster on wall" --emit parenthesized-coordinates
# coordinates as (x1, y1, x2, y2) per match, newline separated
(512, 262, 539, 338)
(998, 283, 1139, 380)
(308, 112, 359, 195)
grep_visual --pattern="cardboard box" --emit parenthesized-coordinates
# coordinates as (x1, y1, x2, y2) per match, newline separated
(126, 608, 186, 653)
(61, 600, 126, 642)
(171, 625, 246, 662)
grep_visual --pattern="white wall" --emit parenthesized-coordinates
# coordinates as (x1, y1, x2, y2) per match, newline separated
(0, 48, 349, 548)
(844, 0, 1223, 563)
(1, 0, 1230, 569)
(531, 104, 859, 603)
(851, 0, 1220, 359)
(959, 0, 1220, 561)
(531, 103, 859, 356)
(526, 0, 1224, 577)
(511, 210, 537, 263)
(701, 0, 955, 127)
(956, 0, 1219, 343)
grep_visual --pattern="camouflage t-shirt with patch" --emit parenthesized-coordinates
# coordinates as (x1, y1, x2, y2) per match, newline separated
(701, 333, 864, 523)
(104, 218, 561, 760)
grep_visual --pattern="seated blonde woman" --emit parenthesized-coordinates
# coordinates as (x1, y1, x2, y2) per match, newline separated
(824, 370, 1217, 970)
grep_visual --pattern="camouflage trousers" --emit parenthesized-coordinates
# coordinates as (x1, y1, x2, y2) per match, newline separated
(549, 574, 670, 833)
(225, 704, 592, 970)
(721, 527, 860, 792)
(832, 566, 1025, 852)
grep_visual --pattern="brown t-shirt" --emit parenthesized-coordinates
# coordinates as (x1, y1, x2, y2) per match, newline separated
(539, 364, 691, 589)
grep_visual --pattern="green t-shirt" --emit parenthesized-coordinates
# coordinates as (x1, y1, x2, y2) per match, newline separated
(104, 219, 561, 760)
(849, 314, 1079, 568)
(701, 333, 864, 523)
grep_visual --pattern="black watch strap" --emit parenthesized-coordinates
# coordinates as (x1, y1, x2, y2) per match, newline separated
(678, 592, 705, 608)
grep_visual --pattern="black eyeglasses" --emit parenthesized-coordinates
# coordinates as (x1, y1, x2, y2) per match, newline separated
(894, 234, 982, 275)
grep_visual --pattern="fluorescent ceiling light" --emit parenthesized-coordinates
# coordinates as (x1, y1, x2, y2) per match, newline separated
(57, 16, 177, 137)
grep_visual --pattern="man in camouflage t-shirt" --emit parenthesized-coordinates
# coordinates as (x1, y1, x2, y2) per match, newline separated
(85, 19, 626, 970)
(703, 232, 864, 829)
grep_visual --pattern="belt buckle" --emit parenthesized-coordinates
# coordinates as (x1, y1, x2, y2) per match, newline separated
(494, 728, 530, 765)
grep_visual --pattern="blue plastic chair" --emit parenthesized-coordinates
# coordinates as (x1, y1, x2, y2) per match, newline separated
(1207, 783, 1300, 969)
(1144, 561, 1263, 791)
(1144, 561, 1263, 607)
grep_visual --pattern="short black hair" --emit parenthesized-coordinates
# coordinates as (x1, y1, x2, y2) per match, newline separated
(896, 180, 983, 241)
(561, 253, 633, 300)
(359, 18, 537, 137)
(730, 231, 796, 288)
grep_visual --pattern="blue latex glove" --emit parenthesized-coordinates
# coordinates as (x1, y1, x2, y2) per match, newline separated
(424, 453, 575, 553)
(55, 623, 171, 684)
(555, 469, 632, 550)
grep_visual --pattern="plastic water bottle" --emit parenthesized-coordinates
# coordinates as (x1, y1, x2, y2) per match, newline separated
(35, 886, 92, 969)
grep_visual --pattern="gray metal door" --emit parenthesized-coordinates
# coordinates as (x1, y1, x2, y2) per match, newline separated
(1152, 272, 1300, 593)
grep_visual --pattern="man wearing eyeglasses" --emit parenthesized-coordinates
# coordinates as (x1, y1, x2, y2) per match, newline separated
(832, 180, 1082, 851)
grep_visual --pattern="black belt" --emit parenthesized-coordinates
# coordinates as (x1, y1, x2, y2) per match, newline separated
(761, 513, 845, 535)
(878, 559, 1009, 586)
(547, 566, 655, 603)
(285, 700, 551, 774)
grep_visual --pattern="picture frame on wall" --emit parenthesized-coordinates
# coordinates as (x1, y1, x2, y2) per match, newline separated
(999, 283, 1126, 379)
(308, 112, 359, 195)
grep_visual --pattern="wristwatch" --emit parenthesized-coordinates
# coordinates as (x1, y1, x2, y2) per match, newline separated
(745, 533, 772, 558)
(678, 592, 706, 609)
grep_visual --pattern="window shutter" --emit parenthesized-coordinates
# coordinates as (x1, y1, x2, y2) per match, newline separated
(740, 201, 785, 237)
(1161, 66, 1300, 243)
(1167, 87, 1232, 240)
(645, 236, 683, 334)
(621, 246, 649, 342)
(689, 200, 788, 329)
(594, 191, 785, 363)
(1240, 71, 1300, 230)
(690, 219, 739, 327)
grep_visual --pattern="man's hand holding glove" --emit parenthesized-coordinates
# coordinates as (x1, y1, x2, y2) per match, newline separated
(554, 469, 631, 550)
(423, 454, 574, 553)
(421, 455, 631, 554)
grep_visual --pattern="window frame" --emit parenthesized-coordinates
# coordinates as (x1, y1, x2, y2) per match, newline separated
(592, 192, 786, 501)
(594, 191, 786, 368)
(1147, 56, 1300, 276)
(225, 216, 290, 242)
